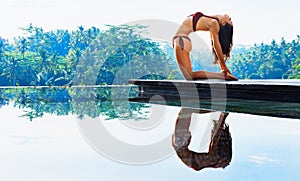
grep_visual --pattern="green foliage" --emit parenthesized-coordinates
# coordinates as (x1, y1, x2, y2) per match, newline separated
(0, 24, 179, 86)
(228, 36, 300, 79)
(0, 24, 182, 120)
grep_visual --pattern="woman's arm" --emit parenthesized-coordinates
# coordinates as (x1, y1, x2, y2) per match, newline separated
(208, 20, 237, 80)
(209, 20, 230, 73)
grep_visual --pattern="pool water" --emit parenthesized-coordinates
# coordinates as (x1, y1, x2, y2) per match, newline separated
(0, 87, 299, 180)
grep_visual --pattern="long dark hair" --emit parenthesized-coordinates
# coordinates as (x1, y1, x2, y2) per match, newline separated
(212, 23, 233, 64)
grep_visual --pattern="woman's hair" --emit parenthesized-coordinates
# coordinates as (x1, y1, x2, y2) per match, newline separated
(212, 23, 233, 64)
(173, 121, 232, 171)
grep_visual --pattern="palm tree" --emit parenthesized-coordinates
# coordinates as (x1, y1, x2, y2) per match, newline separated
(16, 37, 29, 59)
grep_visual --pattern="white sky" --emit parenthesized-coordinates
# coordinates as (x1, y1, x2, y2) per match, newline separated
(0, 0, 299, 45)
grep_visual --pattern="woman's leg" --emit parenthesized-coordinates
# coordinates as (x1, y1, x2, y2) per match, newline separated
(174, 46, 225, 80)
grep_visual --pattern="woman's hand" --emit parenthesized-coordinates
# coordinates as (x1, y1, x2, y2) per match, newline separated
(221, 69, 237, 81)
(224, 72, 238, 81)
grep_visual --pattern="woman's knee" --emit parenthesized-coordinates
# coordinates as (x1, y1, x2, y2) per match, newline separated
(180, 69, 194, 80)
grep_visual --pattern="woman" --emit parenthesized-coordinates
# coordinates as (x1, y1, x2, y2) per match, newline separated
(173, 12, 238, 80)
(172, 108, 232, 171)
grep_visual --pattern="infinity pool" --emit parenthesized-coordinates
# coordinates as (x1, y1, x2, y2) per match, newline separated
(0, 87, 299, 180)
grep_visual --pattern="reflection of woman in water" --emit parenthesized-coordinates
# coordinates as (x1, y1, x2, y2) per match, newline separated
(172, 108, 232, 171)
(173, 12, 238, 81)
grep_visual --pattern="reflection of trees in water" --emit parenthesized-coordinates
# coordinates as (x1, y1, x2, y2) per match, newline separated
(0, 87, 149, 121)
(0, 89, 9, 107)
(172, 108, 232, 171)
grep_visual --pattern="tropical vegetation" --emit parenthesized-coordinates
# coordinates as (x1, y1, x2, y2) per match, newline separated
(0, 24, 180, 86)
(228, 36, 300, 79)
(0, 24, 299, 120)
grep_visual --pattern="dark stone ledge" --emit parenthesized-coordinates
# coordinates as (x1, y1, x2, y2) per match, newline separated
(128, 79, 300, 119)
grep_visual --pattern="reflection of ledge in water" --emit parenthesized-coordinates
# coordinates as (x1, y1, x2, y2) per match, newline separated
(128, 79, 300, 119)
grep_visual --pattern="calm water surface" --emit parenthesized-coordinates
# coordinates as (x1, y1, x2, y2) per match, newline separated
(0, 87, 299, 181)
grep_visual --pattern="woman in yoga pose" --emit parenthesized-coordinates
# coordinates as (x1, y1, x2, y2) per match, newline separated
(173, 12, 238, 80)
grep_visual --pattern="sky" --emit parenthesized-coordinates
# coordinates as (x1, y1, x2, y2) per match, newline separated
(0, 0, 300, 46)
